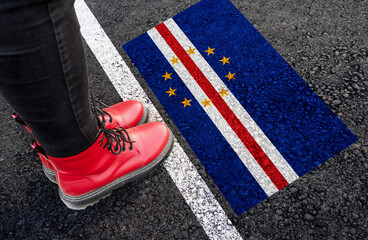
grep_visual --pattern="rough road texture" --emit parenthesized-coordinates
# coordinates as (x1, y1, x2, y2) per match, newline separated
(0, 0, 367, 239)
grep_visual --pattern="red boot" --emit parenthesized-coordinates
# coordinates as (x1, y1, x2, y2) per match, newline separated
(46, 122, 173, 210)
(13, 100, 149, 183)
(95, 100, 149, 129)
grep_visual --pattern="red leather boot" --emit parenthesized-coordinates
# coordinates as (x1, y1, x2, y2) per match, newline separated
(95, 100, 149, 129)
(45, 122, 173, 210)
(13, 100, 149, 183)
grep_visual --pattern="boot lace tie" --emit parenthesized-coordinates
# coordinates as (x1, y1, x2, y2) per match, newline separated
(92, 98, 134, 155)
(92, 99, 113, 124)
(95, 126, 134, 154)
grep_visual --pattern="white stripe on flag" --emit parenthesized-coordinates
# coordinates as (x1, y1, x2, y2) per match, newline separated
(164, 18, 299, 184)
(147, 28, 279, 196)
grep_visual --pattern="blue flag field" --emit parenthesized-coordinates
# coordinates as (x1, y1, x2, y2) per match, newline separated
(123, 0, 357, 215)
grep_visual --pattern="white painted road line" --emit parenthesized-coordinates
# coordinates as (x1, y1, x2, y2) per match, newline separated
(74, 0, 243, 239)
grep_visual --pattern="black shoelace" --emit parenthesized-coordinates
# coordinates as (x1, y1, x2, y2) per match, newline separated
(16, 97, 135, 156)
(92, 99, 113, 125)
(91, 97, 135, 155)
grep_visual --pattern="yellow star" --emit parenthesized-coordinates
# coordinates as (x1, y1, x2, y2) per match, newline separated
(220, 56, 230, 65)
(204, 47, 215, 55)
(181, 98, 192, 108)
(186, 46, 196, 55)
(166, 87, 177, 97)
(225, 72, 236, 81)
(218, 88, 229, 97)
(162, 72, 172, 81)
(170, 56, 179, 65)
(201, 98, 211, 108)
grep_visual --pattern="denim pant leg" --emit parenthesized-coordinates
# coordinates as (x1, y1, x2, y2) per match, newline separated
(0, 0, 98, 157)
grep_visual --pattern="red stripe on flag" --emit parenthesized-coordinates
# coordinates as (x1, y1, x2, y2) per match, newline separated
(156, 22, 288, 190)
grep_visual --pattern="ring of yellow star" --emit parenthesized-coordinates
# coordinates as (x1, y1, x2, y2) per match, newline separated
(220, 56, 230, 65)
(166, 87, 176, 97)
(201, 98, 211, 108)
(162, 72, 172, 81)
(204, 46, 215, 56)
(186, 46, 196, 55)
(225, 72, 236, 81)
(170, 56, 180, 65)
(181, 98, 192, 108)
(218, 88, 229, 97)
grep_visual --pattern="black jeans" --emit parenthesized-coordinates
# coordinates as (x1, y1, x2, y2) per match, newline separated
(0, 0, 98, 157)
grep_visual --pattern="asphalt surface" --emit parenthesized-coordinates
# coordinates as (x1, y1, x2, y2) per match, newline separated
(1, 0, 367, 239)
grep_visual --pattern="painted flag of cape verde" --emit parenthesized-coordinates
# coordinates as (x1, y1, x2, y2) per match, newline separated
(123, 0, 357, 215)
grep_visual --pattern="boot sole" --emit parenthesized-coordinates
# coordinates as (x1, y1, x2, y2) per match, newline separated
(137, 106, 149, 126)
(42, 106, 150, 185)
(58, 128, 174, 210)
(42, 164, 58, 184)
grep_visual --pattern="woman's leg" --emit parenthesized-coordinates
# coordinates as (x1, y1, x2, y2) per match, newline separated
(0, 0, 174, 210)
(0, 0, 98, 157)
